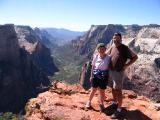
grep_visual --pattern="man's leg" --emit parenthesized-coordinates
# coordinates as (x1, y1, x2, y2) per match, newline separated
(105, 87, 118, 115)
(112, 88, 118, 103)
(116, 89, 122, 108)
(110, 89, 123, 119)
(112, 88, 122, 107)
(111, 71, 124, 119)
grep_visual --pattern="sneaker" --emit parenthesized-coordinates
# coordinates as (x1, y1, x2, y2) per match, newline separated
(105, 103, 118, 115)
(85, 101, 91, 108)
(99, 104, 105, 112)
(111, 110, 122, 119)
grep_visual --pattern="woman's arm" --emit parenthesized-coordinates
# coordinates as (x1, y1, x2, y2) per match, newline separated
(90, 54, 97, 81)
(90, 65, 94, 81)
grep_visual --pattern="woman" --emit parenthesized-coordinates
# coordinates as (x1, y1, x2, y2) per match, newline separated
(85, 43, 111, 112)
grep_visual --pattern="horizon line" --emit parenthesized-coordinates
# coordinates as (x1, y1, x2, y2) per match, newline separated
(1, 23, 160, 32)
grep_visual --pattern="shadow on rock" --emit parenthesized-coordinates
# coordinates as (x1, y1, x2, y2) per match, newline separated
(123, 109, 152, 120)
(84, 106, 99, 112)
(103, 105, 151, 120)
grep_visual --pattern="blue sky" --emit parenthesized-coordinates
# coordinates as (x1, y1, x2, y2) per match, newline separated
(0, 0, 160, 31)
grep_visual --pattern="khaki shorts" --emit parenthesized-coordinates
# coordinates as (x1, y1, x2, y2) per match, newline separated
(108, 70, 125, 90)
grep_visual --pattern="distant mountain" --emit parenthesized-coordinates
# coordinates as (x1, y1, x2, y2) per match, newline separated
(42, 28, 85, 45)
(34, 27, 57, 48)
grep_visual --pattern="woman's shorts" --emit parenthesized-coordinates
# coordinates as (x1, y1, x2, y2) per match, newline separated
(91, 75, 108, 89)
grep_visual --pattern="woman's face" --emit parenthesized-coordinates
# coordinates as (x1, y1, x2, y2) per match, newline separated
(98, 47, 106, 54)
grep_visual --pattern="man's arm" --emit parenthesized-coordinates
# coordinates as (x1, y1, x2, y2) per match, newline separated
(124, 55, 138, 68)
(124, 48, 138, 69)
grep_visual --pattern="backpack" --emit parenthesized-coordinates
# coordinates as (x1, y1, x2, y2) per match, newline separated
(79, 61, 92, 90)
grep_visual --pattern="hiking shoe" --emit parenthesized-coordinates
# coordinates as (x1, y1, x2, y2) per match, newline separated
(105, 103, 118, 115)
(111, 110, 122, 119)
(99, 104, 105, 112)
(85, 101, 91, 109)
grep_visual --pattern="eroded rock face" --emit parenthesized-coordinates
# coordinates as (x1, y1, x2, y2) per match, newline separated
(34, 28, 56, 49)
(0, 24, 20, 65)
(0, 24, 57, 113)
(71, 24, 125, 58)
(15, 25, 58, 76)
(76, 24, 160, 102)
(124, 27, 160, 102)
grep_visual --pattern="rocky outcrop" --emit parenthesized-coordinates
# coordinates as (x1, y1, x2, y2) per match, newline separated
(0, 24, 20, 64)
(25, 82, 160, 120)
(123, 27, 160, 102)
(0, 24, 57, 113)
(75, 24, 160, 102)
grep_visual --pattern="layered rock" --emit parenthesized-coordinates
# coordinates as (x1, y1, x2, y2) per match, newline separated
(15, 25, 58, 76)
(0, 24, 57, 113)
(71, 24, 125, 58)
(124, 27, 160, 102)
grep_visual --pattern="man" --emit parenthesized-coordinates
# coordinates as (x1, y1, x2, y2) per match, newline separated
(108, 33, 138, 119)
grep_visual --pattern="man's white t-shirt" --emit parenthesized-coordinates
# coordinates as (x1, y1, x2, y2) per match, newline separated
(92, 54, 111, 70)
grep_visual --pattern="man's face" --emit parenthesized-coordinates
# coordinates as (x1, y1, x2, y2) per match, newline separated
(113, 35, 121, 45)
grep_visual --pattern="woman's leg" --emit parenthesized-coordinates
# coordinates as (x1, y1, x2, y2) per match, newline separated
(85, 87, 97, 108)
(89, 87, 97, 102)
(99, 88, 105, 105)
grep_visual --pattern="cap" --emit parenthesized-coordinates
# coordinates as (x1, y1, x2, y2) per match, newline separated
(96, 43, 105, 49)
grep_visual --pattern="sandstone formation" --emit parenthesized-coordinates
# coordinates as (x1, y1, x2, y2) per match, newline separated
(25, 82, 160, 120)
(15, 25, 58, 76)
(71, 24, 125, 58)
(124, 27, 160, 102)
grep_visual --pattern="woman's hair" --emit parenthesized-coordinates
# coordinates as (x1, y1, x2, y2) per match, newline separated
(96, 43, 105, 49)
